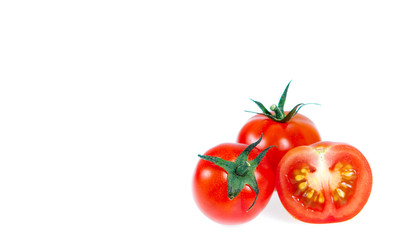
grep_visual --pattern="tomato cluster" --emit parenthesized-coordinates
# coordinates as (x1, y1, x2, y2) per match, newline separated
(193, 82, 372, 224)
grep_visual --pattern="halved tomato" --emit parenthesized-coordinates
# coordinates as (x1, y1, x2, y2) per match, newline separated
(276, 141, 372, 223)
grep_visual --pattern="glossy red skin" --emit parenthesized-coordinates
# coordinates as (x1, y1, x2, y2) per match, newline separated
(193, 143, 275, 224)
(237, 113, 321, 170)
(276, 141, 373, 223)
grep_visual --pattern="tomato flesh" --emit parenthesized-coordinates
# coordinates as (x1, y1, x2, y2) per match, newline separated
(276, 142, 372, 223)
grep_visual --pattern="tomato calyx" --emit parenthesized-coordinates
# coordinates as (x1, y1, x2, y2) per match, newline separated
(246, 81, 319, 123)
(198, 135, 275, 211)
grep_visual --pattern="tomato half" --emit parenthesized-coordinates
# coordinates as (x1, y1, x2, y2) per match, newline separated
(276, 142, 373, 223)
(237, 112, 321, 170)
(193, 141, 275, 224)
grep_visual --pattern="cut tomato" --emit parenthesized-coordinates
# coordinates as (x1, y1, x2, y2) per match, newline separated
(276, 142, 372, 223)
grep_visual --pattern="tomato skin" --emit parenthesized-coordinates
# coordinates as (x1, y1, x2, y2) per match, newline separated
(237, 113, 321, 170)
(276, 142, 373, 223)
(193, 143, 275, 224)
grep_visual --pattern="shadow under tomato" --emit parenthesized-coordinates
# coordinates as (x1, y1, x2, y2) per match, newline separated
(262, 192, 299, 224)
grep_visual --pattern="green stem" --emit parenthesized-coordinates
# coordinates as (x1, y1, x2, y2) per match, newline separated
(270, 104, 285, 119)
(235, 162, 250, 176)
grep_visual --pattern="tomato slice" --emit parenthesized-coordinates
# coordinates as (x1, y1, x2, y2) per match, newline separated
(276, 142, 373, 223)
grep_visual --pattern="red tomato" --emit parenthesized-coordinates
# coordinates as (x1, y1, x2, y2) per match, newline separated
(193, 139, 275, 224)
(276, 141, 373, 223)
(237, 112, 320, 170)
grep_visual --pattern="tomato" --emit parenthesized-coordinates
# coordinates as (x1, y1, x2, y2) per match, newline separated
(237, 112, 320, 170)
(276, 141, 373, 223)
(237, 82, 321, 170)
(193, 137, 275, 224)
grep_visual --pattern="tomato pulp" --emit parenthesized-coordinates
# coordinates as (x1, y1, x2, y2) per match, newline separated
(276, 142, 372, 223)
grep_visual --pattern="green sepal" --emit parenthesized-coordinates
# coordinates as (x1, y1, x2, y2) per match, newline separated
(198, 135, 275, 212)
(196, 155, 236, 174)
(234, 134, 264, 167)
(249, 99, 273, 117)
(280, 103, 319, 122)
(278, 81, 291, 110)
(247, 81, 319, 123)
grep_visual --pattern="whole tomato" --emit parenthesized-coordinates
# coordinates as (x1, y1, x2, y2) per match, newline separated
(237, 82, 321, 170)
(193, 136, 275, 224)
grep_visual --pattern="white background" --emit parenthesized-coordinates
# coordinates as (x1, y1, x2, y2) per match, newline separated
(0, 1, 400, 239)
